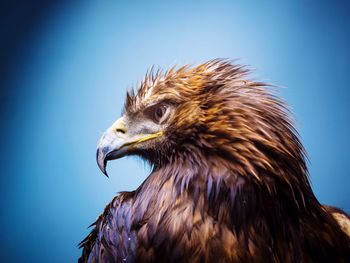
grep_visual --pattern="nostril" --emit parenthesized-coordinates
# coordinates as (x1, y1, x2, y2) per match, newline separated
(116, 128, 126, 134)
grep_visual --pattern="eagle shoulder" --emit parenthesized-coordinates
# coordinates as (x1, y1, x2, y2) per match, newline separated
(79, 191, 136, 263)
(324, 205, 350, 237)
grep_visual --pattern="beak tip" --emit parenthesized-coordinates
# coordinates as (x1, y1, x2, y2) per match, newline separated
(102, 166, 109, 178)
(96, 148, 109, 177)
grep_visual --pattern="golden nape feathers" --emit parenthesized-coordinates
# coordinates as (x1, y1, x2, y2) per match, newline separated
(81, 59, 350, 263)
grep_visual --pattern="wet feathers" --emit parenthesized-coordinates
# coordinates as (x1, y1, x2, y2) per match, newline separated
(79, 60, 350, 263)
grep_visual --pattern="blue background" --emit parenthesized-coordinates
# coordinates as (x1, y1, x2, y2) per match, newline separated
(1, 1, 349, 262)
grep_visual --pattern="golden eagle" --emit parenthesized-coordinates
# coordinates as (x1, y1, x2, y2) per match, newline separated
(79, 59, 350, 262)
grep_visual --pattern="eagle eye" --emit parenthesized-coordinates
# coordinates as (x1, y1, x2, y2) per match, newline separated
(153, 104, 167, 123)
(144, 102, 171, 124)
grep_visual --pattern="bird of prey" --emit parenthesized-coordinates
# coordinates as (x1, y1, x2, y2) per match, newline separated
(79, 59, 350, 262)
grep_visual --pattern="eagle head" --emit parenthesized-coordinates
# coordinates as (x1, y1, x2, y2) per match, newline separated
(96, 59, 307, 195)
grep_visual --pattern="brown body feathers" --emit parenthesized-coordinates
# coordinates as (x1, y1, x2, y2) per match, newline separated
(80, 59, 350, 262)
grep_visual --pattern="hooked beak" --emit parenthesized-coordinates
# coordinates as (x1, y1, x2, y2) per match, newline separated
(96, 117, 162, 176)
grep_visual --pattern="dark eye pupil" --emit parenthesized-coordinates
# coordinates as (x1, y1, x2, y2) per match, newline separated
(155, 105, 166, 121)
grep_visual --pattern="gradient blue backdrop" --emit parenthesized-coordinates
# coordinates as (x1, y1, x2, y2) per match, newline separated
(1, 1, 349, 262)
